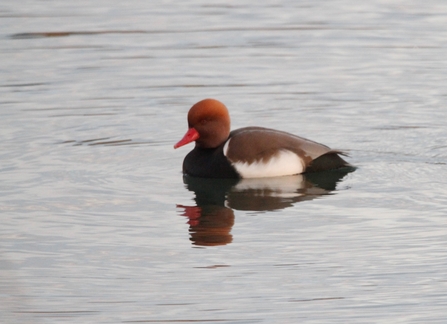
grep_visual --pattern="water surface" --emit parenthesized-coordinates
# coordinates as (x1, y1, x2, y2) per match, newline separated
(2, 1, 447, 323)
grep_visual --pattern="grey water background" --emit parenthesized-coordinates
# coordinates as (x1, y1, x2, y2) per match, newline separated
(2, 1, 447, 323)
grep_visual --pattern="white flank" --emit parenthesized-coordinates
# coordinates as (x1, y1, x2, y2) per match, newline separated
(230, 150, 305, 178)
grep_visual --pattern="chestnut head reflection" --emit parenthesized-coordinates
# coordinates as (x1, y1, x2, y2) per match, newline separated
(177, 168, 354, 246)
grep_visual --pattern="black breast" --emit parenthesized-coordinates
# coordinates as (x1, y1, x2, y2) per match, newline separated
(183, 143, 240, 179)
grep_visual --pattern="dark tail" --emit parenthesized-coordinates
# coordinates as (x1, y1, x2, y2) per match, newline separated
(306, 151, 354, 173)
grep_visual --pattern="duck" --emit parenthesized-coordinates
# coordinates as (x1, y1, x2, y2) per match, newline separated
(174, 99, 352, 178)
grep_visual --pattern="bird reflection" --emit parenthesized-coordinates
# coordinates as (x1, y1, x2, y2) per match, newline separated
(177, 168, 354, 246)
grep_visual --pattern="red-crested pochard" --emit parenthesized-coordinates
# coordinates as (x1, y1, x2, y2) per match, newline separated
(174, 99, 351, 178)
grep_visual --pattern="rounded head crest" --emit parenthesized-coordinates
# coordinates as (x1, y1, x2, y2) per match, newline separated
(187, 99, 229, 127)
(185, 98, 231, 148)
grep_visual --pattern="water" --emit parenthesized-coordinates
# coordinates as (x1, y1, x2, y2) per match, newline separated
(2, 1, 447, 323)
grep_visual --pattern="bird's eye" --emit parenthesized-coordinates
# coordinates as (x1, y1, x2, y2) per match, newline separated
(200, 119, 209, 125)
